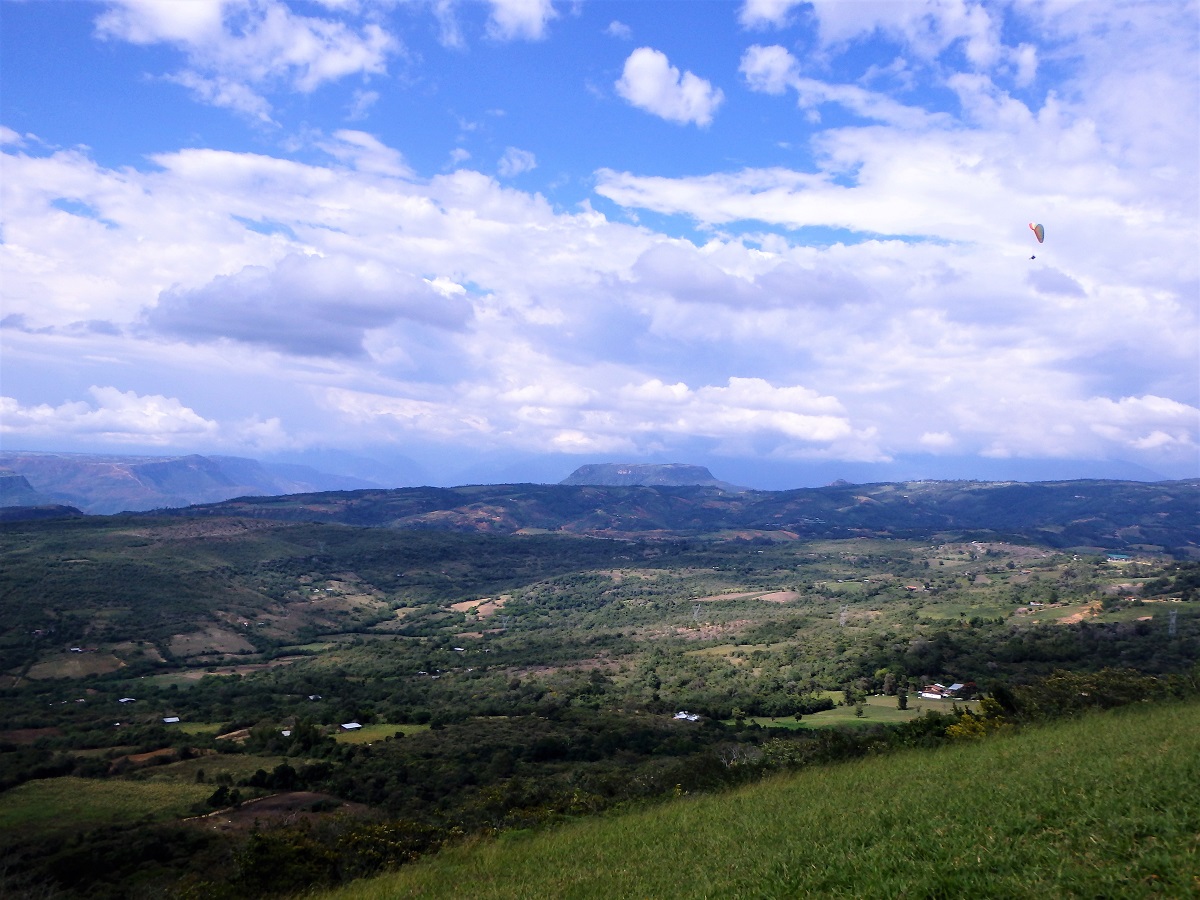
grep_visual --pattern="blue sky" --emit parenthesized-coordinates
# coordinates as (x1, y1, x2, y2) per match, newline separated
(1, 0, 1197, 488)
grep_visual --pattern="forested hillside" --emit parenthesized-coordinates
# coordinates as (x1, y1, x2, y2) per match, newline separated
(159, 478, 1200, 555)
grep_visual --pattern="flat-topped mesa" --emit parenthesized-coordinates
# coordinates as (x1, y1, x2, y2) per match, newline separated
(560, 463, 743, 490)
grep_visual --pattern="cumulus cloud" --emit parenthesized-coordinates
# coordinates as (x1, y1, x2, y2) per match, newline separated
(0, 387, 218, 444)
(94, 0, 398, 120)
(3, 1, 1196, 478)
(1027, 268, 1086, 297)
(615, 47, 724, 127)
(739, 0, 806, 30)
(497, 146, 537, 177)
(485, 0, 557, 41)
(631, 243, 870, 310)
(148, 253, 472, 357)
(321, 372, 866, 459)
(803, 0, 1004, 69)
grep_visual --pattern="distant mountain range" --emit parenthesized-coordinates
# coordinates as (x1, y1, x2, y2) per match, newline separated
(0, 452, 380, 515)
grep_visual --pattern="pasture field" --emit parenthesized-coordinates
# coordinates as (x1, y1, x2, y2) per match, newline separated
(315, 699, 1200, 900)
(334, 723, 431, 744)
(129, 754, 293, 784)
(0, 777, 211, 839)
(742, 694, 978, 729)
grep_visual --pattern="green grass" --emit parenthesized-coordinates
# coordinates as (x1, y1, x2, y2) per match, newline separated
(0, 777, 212, 839)
(130, 754, 293, 784)
(738, 695, 977, 730)
(313, 700, 1200, 899)
(334, 723, 430, 744)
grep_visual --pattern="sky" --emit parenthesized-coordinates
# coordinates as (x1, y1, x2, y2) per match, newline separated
(1, 0, 1198, 489)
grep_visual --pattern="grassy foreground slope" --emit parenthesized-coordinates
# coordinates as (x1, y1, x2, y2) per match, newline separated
(318, 701, 1200, 900)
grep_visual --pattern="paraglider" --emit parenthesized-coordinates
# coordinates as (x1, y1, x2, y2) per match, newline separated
(1028, 222, 1044, 259)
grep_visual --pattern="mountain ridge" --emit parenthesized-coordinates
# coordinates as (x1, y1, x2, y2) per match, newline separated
(0, 451, 381, 514)
(152, 477, 1200, 556)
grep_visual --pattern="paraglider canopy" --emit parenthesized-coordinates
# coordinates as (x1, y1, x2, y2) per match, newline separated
(1028, 222, 1044, 243)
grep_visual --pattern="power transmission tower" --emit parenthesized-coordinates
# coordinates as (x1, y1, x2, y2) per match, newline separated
(1169, 609, 1178, 637)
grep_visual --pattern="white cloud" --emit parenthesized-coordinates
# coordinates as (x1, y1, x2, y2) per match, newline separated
(320, 129, 415, 178)
(486, 0, 557, 41)
(94, 0, 399, 119)
(615, 47, 724, 127)
(804, 0, 1004, 68)
(347, 88, 380, 121)
(320, 372, 866, 459)
(497, 146, 537, 177)
(4, 0, 1197, 484)
(605, 20, 632, 40)
(739, 0, 806, 30)
(148, 253, 470, 357)
(920, 431, 955, 450)
(740, 44, 942, 129)
(0, 387, 219, 444)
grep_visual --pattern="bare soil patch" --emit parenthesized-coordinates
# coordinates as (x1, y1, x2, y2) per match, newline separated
(693, 591, 759, 603)
(759, 591, 800, 603)
(673, 619, 754, 640)
(170, 656, 308, 681)
(450, 595, 509, 618)
(1058, 601, 1103, 624)
(0, 727, 63, 745)
(125, 747, 179, 766)
(169, 626, 256, 658)
(26, 652, 124, 680)
(117, 519, 292, 541)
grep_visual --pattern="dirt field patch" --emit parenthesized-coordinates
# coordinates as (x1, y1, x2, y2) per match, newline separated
(693, 591, 760, 603)
(673, 619, 754, 640)
(124, 747, 179, 766)
(169, 626, 256, 658)
(165, 656, 307, 682)
(116, 519, 292, 541)
(692, 590, 799, 604)
(0, 727, 63, 745)
(25, 651, 124, 680)
(759, 591, 800, 603)
(450, 595, 509, 618)
(1058, 601, 1103, 624)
